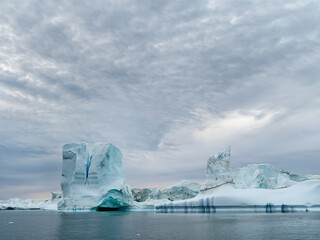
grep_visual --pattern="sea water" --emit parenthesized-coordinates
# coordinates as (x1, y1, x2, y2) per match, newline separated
(0, 211, 319, 240)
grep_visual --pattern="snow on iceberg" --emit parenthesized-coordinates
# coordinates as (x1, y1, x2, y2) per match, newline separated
(156, 180, 320, 213)
(58, 143, 132, 211)
(156, 146, 320, 213)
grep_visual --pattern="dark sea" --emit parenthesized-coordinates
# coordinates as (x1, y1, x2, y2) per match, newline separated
(0, 211, 319, 240)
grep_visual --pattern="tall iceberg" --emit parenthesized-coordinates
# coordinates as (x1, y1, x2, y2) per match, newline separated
(201, 146, 233, 191)
(58, 143, 132, 211)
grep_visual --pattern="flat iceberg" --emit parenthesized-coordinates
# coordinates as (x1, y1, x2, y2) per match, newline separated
(156, 180, 320, 213)
(156, 147, 320, 213)
(0, 193, 60, 211)
(58, 143, 132, 211)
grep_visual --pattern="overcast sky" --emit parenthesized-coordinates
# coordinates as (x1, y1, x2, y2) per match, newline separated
(0, 0, 319, 199)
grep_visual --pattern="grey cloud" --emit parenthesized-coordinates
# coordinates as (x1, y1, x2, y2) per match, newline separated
(0, 0, 319, 199)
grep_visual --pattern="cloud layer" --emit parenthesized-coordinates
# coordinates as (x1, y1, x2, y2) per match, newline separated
(0, 0, 319, 199)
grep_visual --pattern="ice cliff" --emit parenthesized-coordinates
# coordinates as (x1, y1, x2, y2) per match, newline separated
(201, 146, 233, 191)
(58, 143, 132, 211)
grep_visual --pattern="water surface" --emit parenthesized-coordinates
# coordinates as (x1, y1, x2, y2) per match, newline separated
(0, 211, 319, 239)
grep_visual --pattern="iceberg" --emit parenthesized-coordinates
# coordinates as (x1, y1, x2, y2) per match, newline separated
(156, 147, 320, 213)
(3, 144, 319, 213)
(130, 180, 201, 210)
(203, 146, 312, 190)
(161, 180, 201, 201)
(156, 180, 320, 213)
(0, 192, 60, 211)
(201, 146, 233, 191)
(232, 164, 298, 189)
(132, 180, 201, 202)
(58, 143, 132, 211)
(132, 188, 159, 202)
(0, 198, 46, 210)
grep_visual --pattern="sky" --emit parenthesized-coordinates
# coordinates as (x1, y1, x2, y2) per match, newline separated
(0, 0, 319, 200)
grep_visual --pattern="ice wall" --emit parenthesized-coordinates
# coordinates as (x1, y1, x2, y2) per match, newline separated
(58, 143, 132, 211)
(61, 143, 89, 196)
(201, 146, 233, 191)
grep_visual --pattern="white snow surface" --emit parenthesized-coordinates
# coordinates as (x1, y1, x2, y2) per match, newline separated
(157, 180, 320, 210)
(156, 146, 320, 212)
(204, 180, 320, 206)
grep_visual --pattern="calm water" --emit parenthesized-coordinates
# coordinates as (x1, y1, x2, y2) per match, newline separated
(0, 211, 319, 240)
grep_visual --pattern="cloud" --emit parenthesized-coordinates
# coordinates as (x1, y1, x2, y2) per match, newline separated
(193, 109, 277, 143)
(0, 0, 319, 198)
